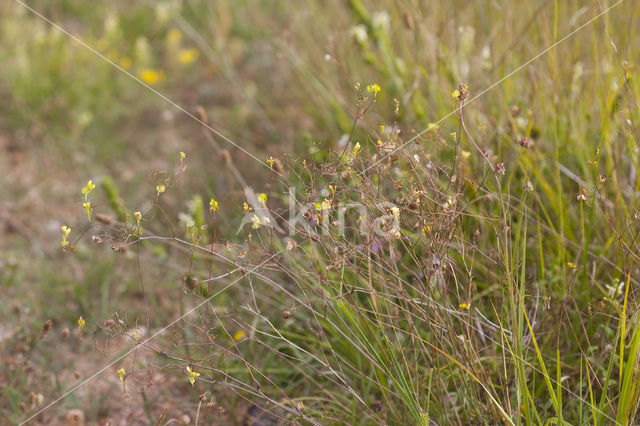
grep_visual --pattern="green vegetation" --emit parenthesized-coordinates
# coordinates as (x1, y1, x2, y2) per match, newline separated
(1, 0, 640, 424)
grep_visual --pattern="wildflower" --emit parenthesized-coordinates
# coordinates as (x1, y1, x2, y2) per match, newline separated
(209, 198, 219, 213)
(599, 174, 607, 183)
(180, 151, 186, 160)
(251, 215, 262, 229)
(329, 185, 337, 196)
(233, 330, 245, 341)
(81, 180, 95, 200)
(243, 202, 252, 214)
(351, 25, 368, 43)
(354, 82, 361, 91)
(257, 193, 267, 206)
(524, 181, 534, 192)
(138, 69, 164, 85)
(391, 206, 400, 218)
(352, 142, 361, 157)
(315, 199, 332, 211)
(61, 225, 71, 247)
(587, 148, 599, 166)
(178, 48, 199, 65)
(82, 202, 92, 220)
(366, 83, 381, 97)
(452, 83, 470, 101)
(567, 262, 578, 270)
(450, 132, 457, 139)
(519, 137, 533, 149)
(77, 316, 85, 331)
(117, 368, 125, 384)
(379, 125, 385, 133)
(186, 366, 200, 386)
(494, 162, 506, 176)
(372, 11, 390, 32)
(156, 184, 166, 196)
(577, 188, 587, 201)
(459, 302, 471, 309)
(134, 211, 142, 228)
(267, 157, 275, 168)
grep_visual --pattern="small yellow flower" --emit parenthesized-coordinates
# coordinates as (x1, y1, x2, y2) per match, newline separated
(267, 157, 275, 168)
(257, 193, 267, 206)
(315, 199, 332, 211)
(451, 89, 461, 98)
(567, 262, 577, 269)
(209, 198, 219, 213)
(180, 151, 186, 160)
(83, 202, 92, 220)
(134, 211, 142, 227)
(379, 125, 385, 133)
(117, 368, 125, 384)
(81, 180, 95, 200)
(61, 225, 71, 247)
(366, 83, 381, 97)
(186, 366, 200, 386)
(243, 202, 252, 214)
(233, 330, 246, 341)
(156, 184, 166, 196)
(77, 316, 85, 331)
(391, 206, 400, 218)
(459, 302, 471, 310)
(451, 132, 457, 139)
(138, 69, 164, 85)
(178, 48, 199, 65)
(329, 185, 336, 196)
(352, 142, 361, 157)
(354, 82, 361, 91)
(251, 215, 262, 229)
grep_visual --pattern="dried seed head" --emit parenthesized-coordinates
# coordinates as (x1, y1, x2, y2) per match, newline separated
(40, 319, 53, 339)
(104, 319, 116, 328)
(91, 235, 102, 244)
(599, 174, 607, 183)
(199, 393, 207, 402)
(282, 310, 292, 319)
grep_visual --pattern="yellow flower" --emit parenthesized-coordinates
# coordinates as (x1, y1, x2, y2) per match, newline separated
(379, 125, 385, 133)
(156, 184, 166, 196)
(81, 180, 95, 200)
(77, 316, 85, 331)
(257, 193, 267, 206)
(178, 48, 199, 65)
(209, 198, 219, 213)
(267, 157, 275, 168)
(117, 368, 125, 384)
(352, 142, 361, 157)
(119, 57, 132, 70)
(134, 211, 142, 227)
(83, 202, 92, 220)
(233, 330, 246, 341)
(315, 199, 332, 211)
(251, 215, 262, 229)
(391, 206, 400, 218)
(186, 366, 200, 386)
(354, 82, 361, 91)
(567, 262, 577, 269)
(451, 132, 457, 139)
(451, 89, 461, 98)
(459, 302, 471, 310)
(61, 225, 71, 247)
(138, 69, 164, 85)
(243, 202, 252, 214)
(180, 151, 186, 160)
(366, 83, 381, 97)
